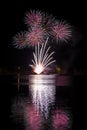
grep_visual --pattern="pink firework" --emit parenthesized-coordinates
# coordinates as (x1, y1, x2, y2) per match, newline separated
(13, 31, 27, 49)
(51, 21, 72, 42)
(26, 26, 46, 46)
(25, 10, 43, 27)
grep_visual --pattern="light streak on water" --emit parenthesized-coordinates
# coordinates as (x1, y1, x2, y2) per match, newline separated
(11, 97, 71, 130)
(29, 74, 56, 119)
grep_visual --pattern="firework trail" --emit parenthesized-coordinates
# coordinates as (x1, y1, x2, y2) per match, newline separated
(29, 38, 56, 74)
(51, 20, 72, 43)
(12, 9, 73, 77)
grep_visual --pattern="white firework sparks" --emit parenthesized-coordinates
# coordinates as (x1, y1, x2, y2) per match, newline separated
(29, 75, 56, 119)
(29, 38, 56, 74)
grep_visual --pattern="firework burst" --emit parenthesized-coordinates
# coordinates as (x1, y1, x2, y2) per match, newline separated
(29, 38, 56, 74)
(13, 31, 27, 49)
(26, 26, 47, 47)
(42, 13, 55, 34)
(25, 10, 43, 27)
(51, 21, 72, 43)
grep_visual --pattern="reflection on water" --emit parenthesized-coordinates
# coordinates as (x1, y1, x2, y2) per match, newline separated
(29, 75, 56, 119)
(11, 96, 71, 130)
(24, 103, 41, 130)
(53, 109, 71, 130)
(9, 74, 72, 130)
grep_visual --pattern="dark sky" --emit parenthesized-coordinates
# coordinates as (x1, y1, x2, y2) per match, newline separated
(1, 0, 87, 68)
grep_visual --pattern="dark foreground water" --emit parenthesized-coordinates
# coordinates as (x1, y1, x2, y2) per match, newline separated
(1, 74, 87, 130)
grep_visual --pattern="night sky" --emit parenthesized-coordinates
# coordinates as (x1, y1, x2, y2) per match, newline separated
(1, 0, 87, 69)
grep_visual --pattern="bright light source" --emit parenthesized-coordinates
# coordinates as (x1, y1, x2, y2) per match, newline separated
(29, 38, 56, 74)
(29, 75, 56, 119)
(34, 64, 44, 74)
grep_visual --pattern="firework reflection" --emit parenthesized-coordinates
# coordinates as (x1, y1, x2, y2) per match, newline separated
(29, 74, 56, 119)
(53, 109, 71, 130)
(11, 97, 71, 130)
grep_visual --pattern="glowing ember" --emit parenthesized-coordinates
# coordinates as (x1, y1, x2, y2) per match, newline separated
(29, 38, 56, 74)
